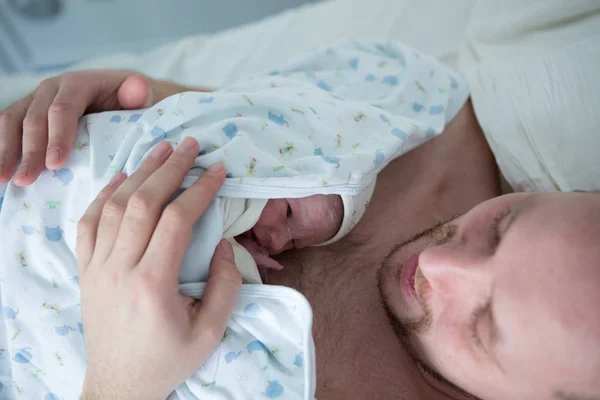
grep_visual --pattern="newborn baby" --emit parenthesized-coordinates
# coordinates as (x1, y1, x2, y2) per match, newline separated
(236, 194, 344, 271)
(181, 178, 374, 284)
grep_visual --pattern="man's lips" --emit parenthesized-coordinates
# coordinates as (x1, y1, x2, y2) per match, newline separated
(400, 251, 421, 299)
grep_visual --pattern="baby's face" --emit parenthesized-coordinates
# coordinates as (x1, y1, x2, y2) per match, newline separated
(243, 194, 343, 255)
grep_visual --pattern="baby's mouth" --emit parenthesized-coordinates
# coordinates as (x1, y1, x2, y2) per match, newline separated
(242, 229, 268, 251)
(241, 229, 254, 240)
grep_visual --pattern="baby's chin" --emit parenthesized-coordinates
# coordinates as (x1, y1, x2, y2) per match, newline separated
(235, 235, 285, 274)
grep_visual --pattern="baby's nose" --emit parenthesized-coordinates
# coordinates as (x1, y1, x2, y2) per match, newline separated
(269, 230, 294, 255)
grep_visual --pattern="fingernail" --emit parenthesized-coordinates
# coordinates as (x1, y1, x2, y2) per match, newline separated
(219, 240, 235, 262)
(109, 173, 125, 186)
(143, 86, 154, 108)
(46, 147, 60, 165)
(15, 164, 29, 179)
(150, 142, 170, 159)
(175, 137, 197, 153)
(207, 163, 223, 174)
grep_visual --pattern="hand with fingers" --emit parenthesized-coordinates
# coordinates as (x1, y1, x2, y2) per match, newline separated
(77, 137, 241, 400)
(0, 70, 212, 186)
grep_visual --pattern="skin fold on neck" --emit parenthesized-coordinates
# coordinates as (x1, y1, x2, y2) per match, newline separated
(268, 102, 502, 399)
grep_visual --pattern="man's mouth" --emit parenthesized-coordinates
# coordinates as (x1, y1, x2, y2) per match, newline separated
(400, 251, 421, 299)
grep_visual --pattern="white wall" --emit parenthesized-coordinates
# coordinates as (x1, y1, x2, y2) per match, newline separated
(0, 0, 319, 75)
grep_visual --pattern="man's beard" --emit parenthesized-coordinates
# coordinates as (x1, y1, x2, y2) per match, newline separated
(376, 216, 484, 400)
(376, 216, 457, 341)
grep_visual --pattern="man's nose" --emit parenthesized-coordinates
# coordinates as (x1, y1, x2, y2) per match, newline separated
(417, 244, 490, 301)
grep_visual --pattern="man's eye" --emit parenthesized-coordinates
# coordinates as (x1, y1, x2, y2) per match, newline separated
(287, 204, 293, 217)
(489, 207, 511, 248)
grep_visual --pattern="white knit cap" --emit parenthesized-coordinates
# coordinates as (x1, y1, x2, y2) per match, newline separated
(314, 177, 377, 246)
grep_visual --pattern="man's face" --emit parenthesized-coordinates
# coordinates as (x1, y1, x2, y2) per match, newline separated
(378, 192, 600, 400)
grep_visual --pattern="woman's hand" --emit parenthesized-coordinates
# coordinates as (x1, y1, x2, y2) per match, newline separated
(77, 137, 241, 400)
(0, 70, 212, 186)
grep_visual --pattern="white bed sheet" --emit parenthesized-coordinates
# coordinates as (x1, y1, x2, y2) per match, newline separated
(0, 0, 474, 109)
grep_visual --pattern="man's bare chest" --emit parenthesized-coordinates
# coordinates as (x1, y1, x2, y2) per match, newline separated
(268, 103, 502, 398)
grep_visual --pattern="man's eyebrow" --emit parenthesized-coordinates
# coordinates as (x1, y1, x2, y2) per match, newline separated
(492, 194, 538, 245)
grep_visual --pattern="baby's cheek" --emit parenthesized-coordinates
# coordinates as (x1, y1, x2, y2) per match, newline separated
(302, 215, 339, 245)
(330, 198, 344, 226)
(322, 198, 344, 233)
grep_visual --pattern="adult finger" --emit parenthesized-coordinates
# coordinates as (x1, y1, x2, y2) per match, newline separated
(0, 95, 32, 183)
(14, 80, 59, 185)
(190, 240, 241, 350)
(117, 74, 154, 109)
(141, 163, 225, 281)
(111, 137, 199, 265)
(92, 142, 174, 264)
(45, 82, 98, 170)
(76, 173, 126, 272)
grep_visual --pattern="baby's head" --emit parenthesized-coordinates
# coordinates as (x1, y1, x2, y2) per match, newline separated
(237, 179, 377, 271)
(251, 194, 344, 255)
(237, 194, 342, 271)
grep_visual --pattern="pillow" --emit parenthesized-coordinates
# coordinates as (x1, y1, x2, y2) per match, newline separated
(458, 0, 600, 192)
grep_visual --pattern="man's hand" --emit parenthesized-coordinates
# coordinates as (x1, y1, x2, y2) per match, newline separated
(0, 70, 212, 186)
(77, 137, 241, 400)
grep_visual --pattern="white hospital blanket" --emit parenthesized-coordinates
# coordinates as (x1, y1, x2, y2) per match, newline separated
(0, 39, 468, 399)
